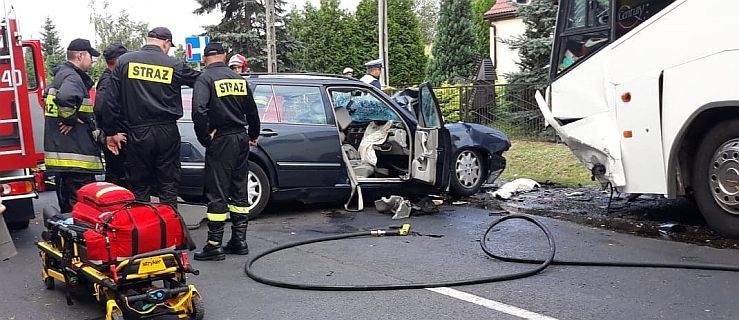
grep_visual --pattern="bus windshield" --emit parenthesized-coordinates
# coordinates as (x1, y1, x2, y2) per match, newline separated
(552, 0, 675, 78)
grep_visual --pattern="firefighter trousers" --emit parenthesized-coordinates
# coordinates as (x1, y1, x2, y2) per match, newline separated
(103, 145, 128, 189)
(125, 123, 181, 208)
(56, 172, 96, 213)
(204, 131, 250, 223)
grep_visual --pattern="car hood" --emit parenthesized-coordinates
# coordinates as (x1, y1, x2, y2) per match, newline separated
(445, 122, 511, 154)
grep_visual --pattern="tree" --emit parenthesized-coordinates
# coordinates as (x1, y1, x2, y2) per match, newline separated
(426, 0, 478, 85)
(288, 0, 360, 73)
(503, 0, 558, 84)
(472, 0, 495, 57)
(39, 17, 65, 81)
(353, 0, 427, 86)
(89, 0, 149, 79)
(413, 0, 439, 46)
(387, 0, 427, 85)
(194, 0, 301, 72)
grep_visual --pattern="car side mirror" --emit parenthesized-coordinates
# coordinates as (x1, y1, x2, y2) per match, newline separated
(513, 0, 531, 5)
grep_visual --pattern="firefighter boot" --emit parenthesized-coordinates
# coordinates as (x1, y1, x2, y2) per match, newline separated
(223, 214, 249, 255)
(194, 222, 226, 261)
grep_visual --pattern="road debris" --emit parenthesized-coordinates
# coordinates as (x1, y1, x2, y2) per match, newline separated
(489, 178, 540, 199)
(658, 222, 687, 235)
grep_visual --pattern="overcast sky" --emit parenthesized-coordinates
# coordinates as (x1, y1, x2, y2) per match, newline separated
(9, 0, 360, 49)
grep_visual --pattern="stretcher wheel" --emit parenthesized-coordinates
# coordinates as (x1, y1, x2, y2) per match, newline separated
(191, 297, 205, 320)
(44, 277, 55, 290)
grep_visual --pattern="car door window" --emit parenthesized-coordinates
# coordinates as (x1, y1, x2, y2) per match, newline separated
(419, 86, 442, 128)
(329, 88, 400, 123)
(253, 84, 279, 123)
(273, 85, 328, 125)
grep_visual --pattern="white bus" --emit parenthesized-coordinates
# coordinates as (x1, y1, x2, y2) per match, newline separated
(536, 0, 739, 237)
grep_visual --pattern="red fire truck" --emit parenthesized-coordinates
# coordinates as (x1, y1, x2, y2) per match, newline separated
(0, 18, 47, 230)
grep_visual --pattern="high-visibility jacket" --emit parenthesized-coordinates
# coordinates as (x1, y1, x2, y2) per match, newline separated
(43, 62, 102, 173)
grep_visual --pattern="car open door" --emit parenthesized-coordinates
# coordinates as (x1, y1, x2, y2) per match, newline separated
(411, 84, 451, 189)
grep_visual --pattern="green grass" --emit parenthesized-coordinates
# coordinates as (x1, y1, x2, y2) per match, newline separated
(501, 140, 597, 186)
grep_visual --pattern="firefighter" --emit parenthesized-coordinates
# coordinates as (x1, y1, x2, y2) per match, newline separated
(93, 43, 128, 188)
(101, 27, 200, 208)
(192, 42, 260, 261)
(44, 38, 103, 213)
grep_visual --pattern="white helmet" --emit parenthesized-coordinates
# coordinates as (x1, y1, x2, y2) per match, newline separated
(342, 67, 354, 74)
(228, 54, 247, 68)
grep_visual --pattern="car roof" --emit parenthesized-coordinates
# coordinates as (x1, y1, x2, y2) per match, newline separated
(243, 73, 363, 86)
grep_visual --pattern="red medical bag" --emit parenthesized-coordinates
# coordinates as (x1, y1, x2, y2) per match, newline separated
(71, 182, 190, 264)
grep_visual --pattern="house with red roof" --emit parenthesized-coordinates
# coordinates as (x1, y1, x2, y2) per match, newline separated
(484, 0, 526, 82)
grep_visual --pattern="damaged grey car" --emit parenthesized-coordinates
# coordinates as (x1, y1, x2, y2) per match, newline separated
(178, 75, 510, 218)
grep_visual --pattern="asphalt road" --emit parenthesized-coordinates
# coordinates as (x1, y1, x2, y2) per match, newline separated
(1, 192, 738, 320)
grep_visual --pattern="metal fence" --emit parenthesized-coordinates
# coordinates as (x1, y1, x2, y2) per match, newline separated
(431, 83, 556, 141)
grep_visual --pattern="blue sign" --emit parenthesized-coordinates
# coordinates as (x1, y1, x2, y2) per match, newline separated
(185, 36, 211, 62)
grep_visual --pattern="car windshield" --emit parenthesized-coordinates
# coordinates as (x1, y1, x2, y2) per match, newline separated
(330, 90, 400, 123)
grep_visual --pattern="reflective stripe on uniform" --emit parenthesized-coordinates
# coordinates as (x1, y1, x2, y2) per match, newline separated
(228, 204, 250, 214)
(45, 152, 103, 170)
(45, 158, 103, 170)
(207, 212, 228, 222)
(45, 94, 93, 116)
(45, 94, 58, 117)
(79, 103, 94, 113)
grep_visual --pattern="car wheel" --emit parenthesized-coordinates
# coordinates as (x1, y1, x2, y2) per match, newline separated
(692, 119, 739, 238)
(450, 149, 486, 197)
(246, 161, 270, 219)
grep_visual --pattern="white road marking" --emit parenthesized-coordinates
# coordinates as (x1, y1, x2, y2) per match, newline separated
(426, 287, 559, 320)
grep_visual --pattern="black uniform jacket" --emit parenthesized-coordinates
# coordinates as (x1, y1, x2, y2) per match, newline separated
(191, 61, 260, 147)
(101, 45, 200, 134)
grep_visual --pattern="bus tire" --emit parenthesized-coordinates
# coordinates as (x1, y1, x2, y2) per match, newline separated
(692, 119, 739, 238)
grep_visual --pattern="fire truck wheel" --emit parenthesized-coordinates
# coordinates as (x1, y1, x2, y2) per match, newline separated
(693, 119, 739, 238)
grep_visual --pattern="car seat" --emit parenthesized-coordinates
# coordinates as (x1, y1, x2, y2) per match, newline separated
(335, 107, 375, 178)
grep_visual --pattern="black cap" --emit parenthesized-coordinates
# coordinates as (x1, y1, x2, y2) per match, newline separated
(67, 38, 100, 57)
(148, 27, 174, 44)
(102, 43, 128, 61)
(203, 42, 226, 57)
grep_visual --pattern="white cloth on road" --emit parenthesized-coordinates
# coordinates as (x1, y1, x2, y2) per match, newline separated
(489, 178, 540, 200)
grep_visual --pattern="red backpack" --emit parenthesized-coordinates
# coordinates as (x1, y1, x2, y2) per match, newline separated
(72, 182, 193, 265)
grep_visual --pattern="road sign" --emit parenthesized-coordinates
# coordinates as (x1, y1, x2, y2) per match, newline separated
(185, 36, 210, 63)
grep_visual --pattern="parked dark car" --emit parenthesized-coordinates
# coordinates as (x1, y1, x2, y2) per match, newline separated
(178, 74, 510, 218)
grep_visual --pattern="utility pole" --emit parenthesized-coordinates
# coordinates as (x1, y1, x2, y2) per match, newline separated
(378, 0, 389, 86)
(266, 0, 277, 73)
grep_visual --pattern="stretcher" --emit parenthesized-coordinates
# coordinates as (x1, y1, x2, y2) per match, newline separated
(37, 205, 204, 320)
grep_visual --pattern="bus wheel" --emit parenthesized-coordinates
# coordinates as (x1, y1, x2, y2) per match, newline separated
(693, 119, 739, 238)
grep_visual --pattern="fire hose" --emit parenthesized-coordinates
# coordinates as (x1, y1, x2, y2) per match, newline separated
(244, 214, 739, 291)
